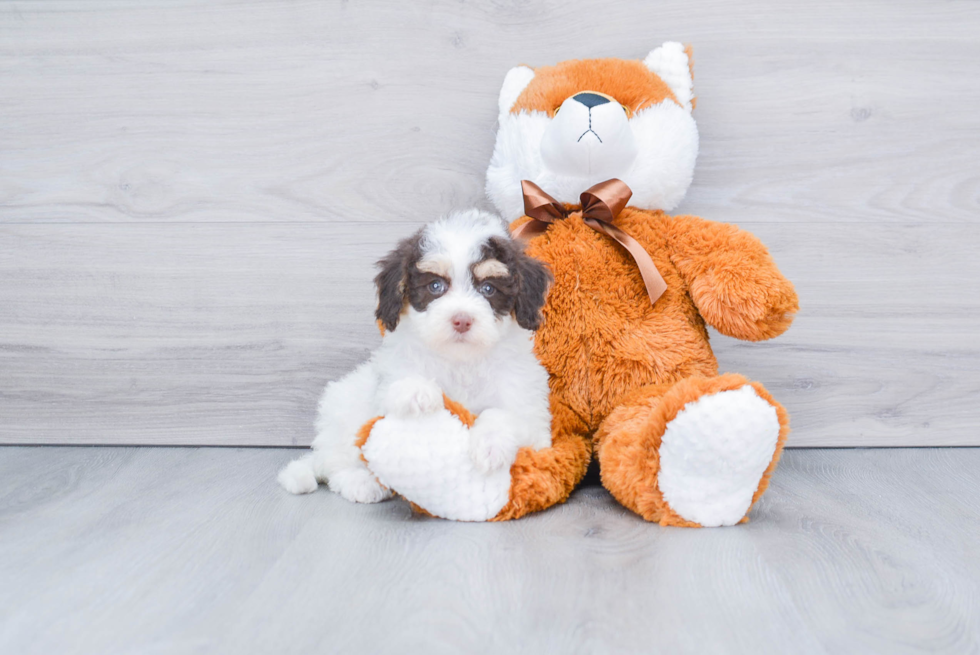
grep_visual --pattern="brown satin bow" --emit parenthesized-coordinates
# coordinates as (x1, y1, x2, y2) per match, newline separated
(512, 179, 668, 305)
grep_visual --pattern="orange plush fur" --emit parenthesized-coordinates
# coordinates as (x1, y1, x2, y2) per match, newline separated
(503, 207, 797, 525)
(512, 58, 679, 116)
(361, 50, 797, 525)
(494, 53, 797, 525)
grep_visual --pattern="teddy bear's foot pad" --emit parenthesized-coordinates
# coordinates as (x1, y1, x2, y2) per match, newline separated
(362, 410, 513, 522)
(658, 385, 780, 527)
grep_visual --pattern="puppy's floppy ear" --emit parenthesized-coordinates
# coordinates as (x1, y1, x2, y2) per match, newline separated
(514, 251, 552, 330)
(493, 237, 551, 331)
(374, 230, 423, 332)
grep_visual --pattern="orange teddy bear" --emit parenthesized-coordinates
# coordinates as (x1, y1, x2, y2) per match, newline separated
(480, 42, 799, 527)
(364, 43, 798, 527)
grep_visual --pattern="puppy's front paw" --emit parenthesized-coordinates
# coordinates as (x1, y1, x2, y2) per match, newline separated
(328, 468, 392, 504)
(469, 409, 520, 474)
(385, 376, 444, 418)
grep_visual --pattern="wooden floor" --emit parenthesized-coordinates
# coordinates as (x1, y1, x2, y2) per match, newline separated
(1, 447, 978, 654)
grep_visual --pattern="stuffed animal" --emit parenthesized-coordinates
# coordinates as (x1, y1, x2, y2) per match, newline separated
(363, 42, 799, 526)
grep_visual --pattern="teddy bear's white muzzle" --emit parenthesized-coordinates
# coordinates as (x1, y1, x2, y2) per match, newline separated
(540, 93, 638, 180)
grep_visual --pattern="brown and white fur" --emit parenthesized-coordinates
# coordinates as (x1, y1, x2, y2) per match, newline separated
(278, 209, 552, 502)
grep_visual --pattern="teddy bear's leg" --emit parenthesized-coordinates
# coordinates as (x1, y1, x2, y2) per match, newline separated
(491, 399, 593, 521)
(594, 374, 790, 527)
(368, 393, 593, 522)
(358, 394, 591, 522)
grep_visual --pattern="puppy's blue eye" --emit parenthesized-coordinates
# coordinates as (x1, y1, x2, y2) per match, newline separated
(479, 282, 496, 297)
(428, 280, 447, 295)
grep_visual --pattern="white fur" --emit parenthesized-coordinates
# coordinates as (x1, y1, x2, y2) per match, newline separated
(643, 42, 694, 113)
(540, 95, 638, 179)
(406, 211, 512, 361)
(497, 65, 535, 117)
(657, 386, 780, 527)
(362, 410, 514, 521)
(486, 100, 698, 220)
(278, 210, 552, 515)
(384, 376, 445, 417)
(277, 456, 318, 495)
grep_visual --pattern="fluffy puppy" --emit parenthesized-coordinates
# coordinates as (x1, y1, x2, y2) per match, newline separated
(278, 209, 553, 503)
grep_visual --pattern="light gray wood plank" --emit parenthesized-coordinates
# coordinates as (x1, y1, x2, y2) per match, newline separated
(2, 221, 978, 446)
(0, 0, 977, 225)
(1, 446, 979, 654)
(0, 222, 407, 446)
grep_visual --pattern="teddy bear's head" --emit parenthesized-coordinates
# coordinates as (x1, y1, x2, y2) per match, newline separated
(486, 42, 699, 221)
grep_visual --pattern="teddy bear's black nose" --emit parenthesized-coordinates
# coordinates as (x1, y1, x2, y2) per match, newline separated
(572, 92, 611, 109)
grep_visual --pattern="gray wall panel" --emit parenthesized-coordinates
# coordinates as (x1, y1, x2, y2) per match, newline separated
(1, 0, 977, 445)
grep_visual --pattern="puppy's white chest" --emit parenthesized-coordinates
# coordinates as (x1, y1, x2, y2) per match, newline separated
(436, 370, 494, 411)
(361, 411, 512, 522)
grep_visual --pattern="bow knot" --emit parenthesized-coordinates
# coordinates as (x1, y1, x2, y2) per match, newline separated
(512, 179, 667, 305)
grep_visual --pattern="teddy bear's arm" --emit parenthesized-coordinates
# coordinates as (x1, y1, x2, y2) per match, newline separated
(666, 215, 799, 341)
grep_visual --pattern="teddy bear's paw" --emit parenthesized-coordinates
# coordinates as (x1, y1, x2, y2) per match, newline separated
(327, 467, 392, 504)
(468, 409, 521, 474)
(384, 376, 444, 418)
(658, 385, 780, 527)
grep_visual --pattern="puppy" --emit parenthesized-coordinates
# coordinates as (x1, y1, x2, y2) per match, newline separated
(278, 209, 553, 503)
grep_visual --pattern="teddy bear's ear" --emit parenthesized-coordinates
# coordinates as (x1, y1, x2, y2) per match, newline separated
(498, 65, 535, 117)
(643, 42, 695, 112)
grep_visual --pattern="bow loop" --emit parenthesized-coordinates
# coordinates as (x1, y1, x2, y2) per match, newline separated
(579, 179, 632, 224)
(521, 180, 566, 223)
(512, 178, 667, 306)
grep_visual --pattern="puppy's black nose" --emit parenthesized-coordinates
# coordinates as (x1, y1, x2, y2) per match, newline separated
(572, 92, 610, 109)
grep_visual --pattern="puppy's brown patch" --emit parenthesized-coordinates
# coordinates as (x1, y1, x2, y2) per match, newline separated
(417, 256, 452, 277)
(406, 270, 449, 313)
(471, 237, 552, 330)
(374, 230, 425, 332)
(472, 258, 508, 280)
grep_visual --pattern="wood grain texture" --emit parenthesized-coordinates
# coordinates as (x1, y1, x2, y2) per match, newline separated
(1, 0, 978, 445)
(1, 446, 979, 655)
(1, 1, 978, 226)
(2, 221, 977, 446)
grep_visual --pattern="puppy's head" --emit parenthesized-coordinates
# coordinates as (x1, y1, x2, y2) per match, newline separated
(375, 209, 551, 360)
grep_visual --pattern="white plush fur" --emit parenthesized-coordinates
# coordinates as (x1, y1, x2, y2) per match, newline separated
(278, 210, 552, 510)
(657, 386, 780, 527)
(498, 65, 536, 117)
(362, 406, 516, 521)
(539, 95, 639, 179)
(643, 42, 694, 113)
(486, 44, 699, 221)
